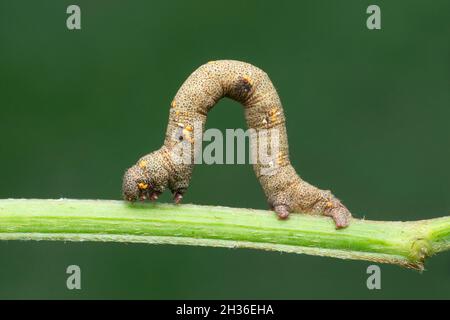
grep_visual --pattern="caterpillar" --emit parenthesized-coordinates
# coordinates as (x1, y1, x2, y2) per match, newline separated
(122, 60, 352, 228)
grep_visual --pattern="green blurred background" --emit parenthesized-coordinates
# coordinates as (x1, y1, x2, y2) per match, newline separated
(0, 0, 449, 299)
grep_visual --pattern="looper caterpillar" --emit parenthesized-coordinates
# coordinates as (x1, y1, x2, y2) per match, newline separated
(122, 60, 352, 228)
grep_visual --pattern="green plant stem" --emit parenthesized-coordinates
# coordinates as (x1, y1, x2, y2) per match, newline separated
(0, 199, 448, 270)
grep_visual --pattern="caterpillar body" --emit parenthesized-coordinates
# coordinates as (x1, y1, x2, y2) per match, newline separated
(122, 60, 352, 228)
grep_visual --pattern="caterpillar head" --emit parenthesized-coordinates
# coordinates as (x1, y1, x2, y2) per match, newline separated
(122, 151, 169, 202)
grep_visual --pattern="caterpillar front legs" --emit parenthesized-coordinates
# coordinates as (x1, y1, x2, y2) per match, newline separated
(172, 191, 184, 204)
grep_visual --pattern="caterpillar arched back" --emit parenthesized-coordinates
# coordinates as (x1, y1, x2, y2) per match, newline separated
(122, 60, 352, 228)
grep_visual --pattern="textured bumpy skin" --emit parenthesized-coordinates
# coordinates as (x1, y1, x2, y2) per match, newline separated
(123, 60, 352, 228)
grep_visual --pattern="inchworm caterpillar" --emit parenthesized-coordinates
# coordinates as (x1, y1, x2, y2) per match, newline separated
(122, 60, 352, 228)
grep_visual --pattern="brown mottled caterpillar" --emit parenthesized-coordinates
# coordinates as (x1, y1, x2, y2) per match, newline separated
(122, 60, 352, 228)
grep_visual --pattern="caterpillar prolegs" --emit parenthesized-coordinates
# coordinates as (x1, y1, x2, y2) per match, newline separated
(122, 60, 352, 228)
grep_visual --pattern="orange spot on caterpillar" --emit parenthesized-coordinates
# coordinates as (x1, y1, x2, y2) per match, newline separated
(175, 123, 195, 143)
(326, 201, 334, 209)
(268, 108, 281, 122)
(138, 182, 149, 190)
(242, 75, 253, 86)
(238, 75, 253, 94)
(138, 160, 148, 169)
(276, 154, 284, 166)
(268, 108, 280, 116)
(182, 128, 195, 143)
(171, 100, 177, 108)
